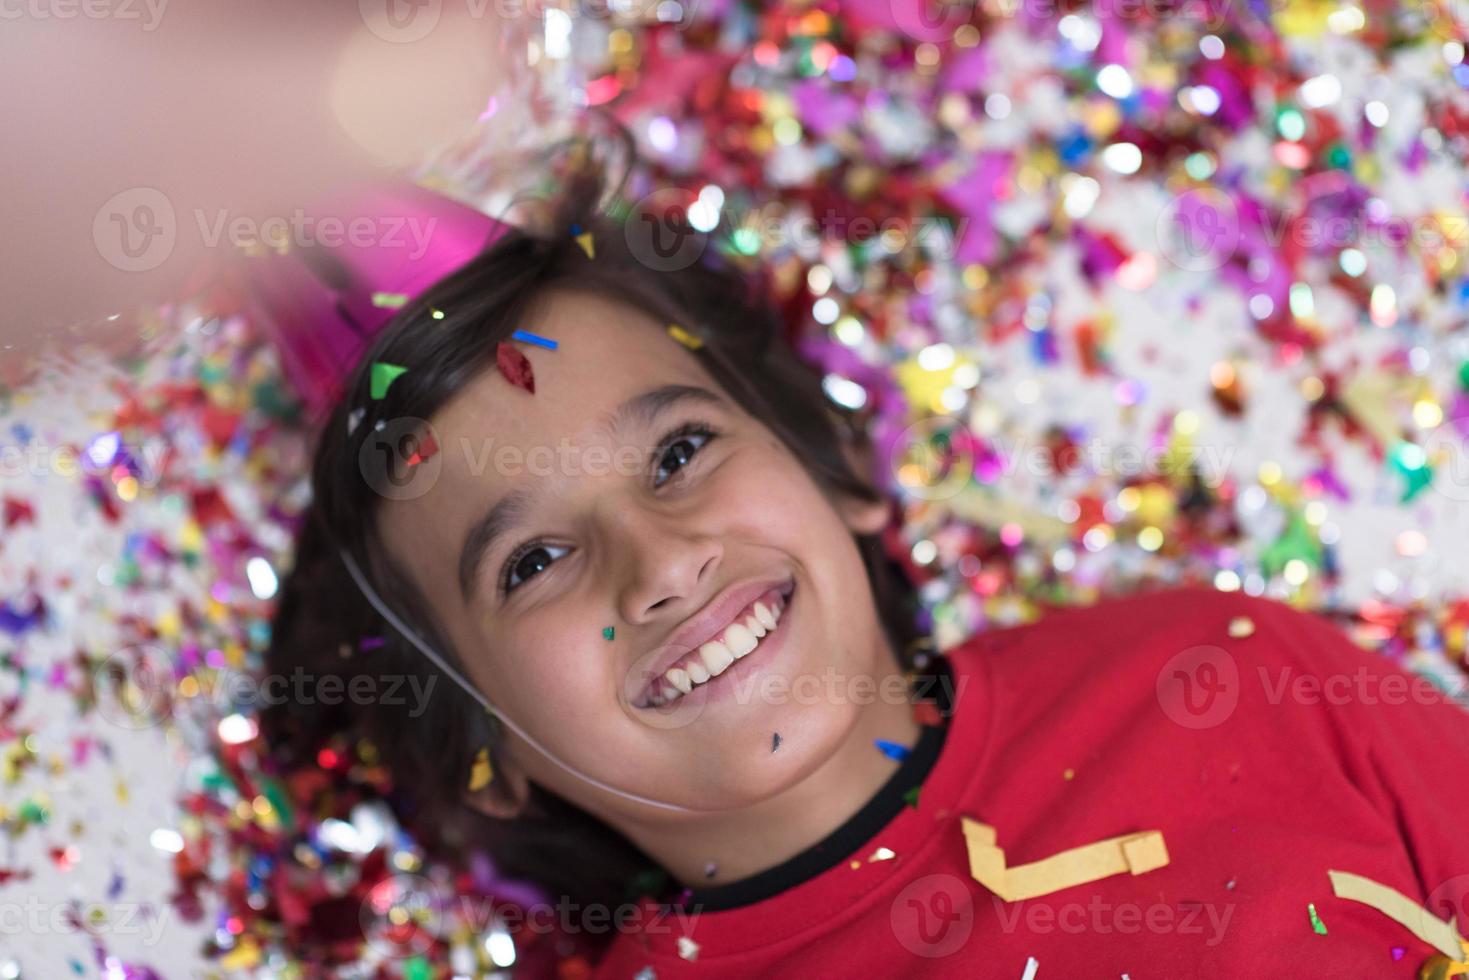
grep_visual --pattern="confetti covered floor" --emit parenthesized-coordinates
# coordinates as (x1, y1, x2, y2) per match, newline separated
(3, 1, 1469, 977)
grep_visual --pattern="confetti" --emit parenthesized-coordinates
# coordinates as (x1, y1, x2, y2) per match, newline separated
(676, 937, 699, 962)
(902, 786, 921, 809)
(468, 747, 494, 792)
(1308, 902, 1328, 935)
(346, 407, 365, 435)
(371, 292, 409, 309)
(511, 329, 559, 350)
(495, 342, 535, 394)
(875, 739, 910, 762)
(771, 732, 781, 752)
(602, 626, 615, 640)
(572, 225, 596, 260)
(962, 818, 1169, 901)
(369, 362, 407, 400)
(666, 324, 703, 351)
(1021, 956, 1039, 980)
(1228, 617, 1256, 639)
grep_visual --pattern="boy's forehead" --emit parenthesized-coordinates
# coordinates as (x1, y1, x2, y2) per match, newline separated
(435, 291, 705, 450)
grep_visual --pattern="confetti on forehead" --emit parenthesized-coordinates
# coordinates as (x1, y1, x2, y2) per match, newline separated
(495, 343, 536, 394)
(666, 324, 703, 351)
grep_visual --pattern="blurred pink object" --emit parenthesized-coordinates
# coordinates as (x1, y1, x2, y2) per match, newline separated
(239, 181, 506, 425)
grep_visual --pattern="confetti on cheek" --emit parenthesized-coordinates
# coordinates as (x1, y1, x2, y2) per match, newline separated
(602, 626, 615, 640)
(771, 732, 781, 752)
(495, 342, 536, 394)
(874, 738, 910, 762)
(369, 362, 407, 400)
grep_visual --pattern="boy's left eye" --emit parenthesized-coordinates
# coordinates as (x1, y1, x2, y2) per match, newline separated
(653, 424, 717, 488)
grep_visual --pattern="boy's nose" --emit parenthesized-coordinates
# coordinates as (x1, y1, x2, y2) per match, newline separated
(603, 503, 723, 625)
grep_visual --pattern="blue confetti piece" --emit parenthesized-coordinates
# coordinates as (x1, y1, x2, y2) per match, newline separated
(511, 329, 558, 350)
(875, 739, 910, 762)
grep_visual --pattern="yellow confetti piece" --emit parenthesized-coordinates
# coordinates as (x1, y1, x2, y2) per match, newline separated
(961, 817, 1169, 902)
(667, 324, 704, 350)
(468, 747, 494, 792)
(575, 230, 596, 259)
(220, 936, 263, 970)
(1228, 616, 1256, 638)
(1328, 870, 1469, 963)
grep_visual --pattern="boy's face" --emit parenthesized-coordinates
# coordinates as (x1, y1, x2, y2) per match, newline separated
(377, 288, 892, 821)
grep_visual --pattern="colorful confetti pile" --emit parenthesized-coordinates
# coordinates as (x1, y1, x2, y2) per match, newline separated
(2, 0, 1468, 977)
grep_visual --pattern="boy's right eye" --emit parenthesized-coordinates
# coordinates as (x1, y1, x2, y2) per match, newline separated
(502, 542, 571, 594)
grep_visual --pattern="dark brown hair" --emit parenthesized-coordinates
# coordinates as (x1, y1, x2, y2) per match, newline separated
(261, 146, 922, 934)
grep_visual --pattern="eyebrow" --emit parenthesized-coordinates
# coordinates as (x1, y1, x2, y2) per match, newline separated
(456, 383, 727, 602)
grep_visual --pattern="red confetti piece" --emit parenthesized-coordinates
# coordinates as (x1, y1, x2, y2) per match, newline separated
(3, 495, 36, 529)
(496, 342, 536, 394)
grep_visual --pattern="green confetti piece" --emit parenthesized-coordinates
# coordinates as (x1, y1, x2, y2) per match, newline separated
(1308, 902, 1327, 935)
(1458, 359, 1469, 391)
(370, 362, 407, 400)
(902, 786, 921, 809)
(602, 626, 615, 641)
(1387, 440, 1434, 503)
(403, 955, 432, 980)
(371, 292, 409, 309)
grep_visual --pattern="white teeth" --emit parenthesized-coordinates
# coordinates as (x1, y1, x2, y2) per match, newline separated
(723, 623, 757, 658)
(648, 589, 792, 707)
(699, 641, 735, 674)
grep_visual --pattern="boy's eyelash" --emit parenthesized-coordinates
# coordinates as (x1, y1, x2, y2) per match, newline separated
(495, 419, 722, 598)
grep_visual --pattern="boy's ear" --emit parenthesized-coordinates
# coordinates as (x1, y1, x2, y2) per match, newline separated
(837, 492, 889, 537)
(463, 760, 531, 821)
(830, 407, 889, 537)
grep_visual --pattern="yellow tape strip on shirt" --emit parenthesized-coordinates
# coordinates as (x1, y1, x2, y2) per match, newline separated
(961, 817, 1170, 902)
(1328, 869, 1469, 976)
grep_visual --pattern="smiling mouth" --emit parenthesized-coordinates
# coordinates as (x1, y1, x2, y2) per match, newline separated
(634, 582, 795, 709)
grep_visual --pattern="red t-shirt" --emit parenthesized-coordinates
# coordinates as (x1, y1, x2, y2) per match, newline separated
(590, 586, 1469, 978)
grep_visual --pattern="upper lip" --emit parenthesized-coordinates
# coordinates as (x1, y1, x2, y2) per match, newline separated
(632, 575, 795, 703)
